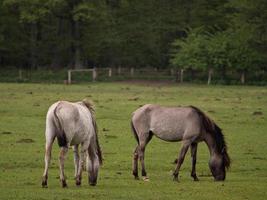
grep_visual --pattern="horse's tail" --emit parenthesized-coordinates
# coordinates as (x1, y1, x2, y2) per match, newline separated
(82, 99, 103, 165)
(191, 106, 231, 169)
(94, 122, 103, 165)
(53, 102, 67, 147)
(131, 117, 139, 145)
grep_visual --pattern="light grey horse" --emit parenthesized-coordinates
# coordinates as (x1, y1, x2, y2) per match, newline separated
(131, 104, 230, 182)
(41, 100, 102, 188)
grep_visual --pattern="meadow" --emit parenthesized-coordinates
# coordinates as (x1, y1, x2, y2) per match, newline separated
(0, 82, 266, 200)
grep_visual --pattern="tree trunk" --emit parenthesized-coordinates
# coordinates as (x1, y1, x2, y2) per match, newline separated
(71, 19, 82, 69)
(30, 22, 37, 70)
(190, 68, 194, 80)
(207, 68, 213, 85)
(175, 69, 179, 82)
(221, 66, 226, 81)
(51, 18, 63, 69)
(180, 69, 184, 83)
(241, 70, 245, 84)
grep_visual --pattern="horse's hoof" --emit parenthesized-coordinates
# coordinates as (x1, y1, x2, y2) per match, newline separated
(134, 176, 140, 180)
(191, 174, 199, 181)
(142, 176, 150, 182)
(76, 180, 81, 186)
(89, 182, 97, 186)
(173, 175, 179, 182)
(61, 180, 68, 188)
(42, 183, 48, 188)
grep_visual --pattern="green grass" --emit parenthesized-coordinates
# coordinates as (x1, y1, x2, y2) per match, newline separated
(0, 82, 266, 200)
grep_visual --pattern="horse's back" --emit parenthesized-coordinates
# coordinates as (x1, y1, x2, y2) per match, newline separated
(132, 104, 203, 142)
(46, 101, 93, 146)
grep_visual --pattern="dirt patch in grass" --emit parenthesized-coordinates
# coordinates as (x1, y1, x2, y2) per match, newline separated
(104, 135, 118, 139)
(128, 97, 140, 101)
(252, 111, 263, 116)
(102, 128, 110, 132)
(252, 157, 266, 160)
(120, 80, 175, 86)
(16, 138, 35, 143)
(33, 102, 40, 106)
(207, 110, 216, 113)
(1, 131, 12, 135)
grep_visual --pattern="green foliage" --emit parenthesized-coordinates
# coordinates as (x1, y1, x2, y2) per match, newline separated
(0, 0, 266, 74)
(170, 28, 209, 70)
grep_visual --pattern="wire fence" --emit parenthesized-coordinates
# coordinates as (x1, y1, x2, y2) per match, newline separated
(0, 67, 266, 85)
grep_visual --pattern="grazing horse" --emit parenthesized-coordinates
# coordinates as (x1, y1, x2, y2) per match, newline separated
(41, 100, 102, 188)
(131, 104, 230, 182)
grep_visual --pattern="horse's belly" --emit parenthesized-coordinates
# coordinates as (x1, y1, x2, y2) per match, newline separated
(69, 132, 87, 145)
(70, 137, 82, 145)
(151, 128, 183, 142)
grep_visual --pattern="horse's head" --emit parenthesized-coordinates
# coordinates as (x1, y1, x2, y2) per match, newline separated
(89, 173, 98, 186)
(209, 148, 231, 181)
(87, 151, 101, 186)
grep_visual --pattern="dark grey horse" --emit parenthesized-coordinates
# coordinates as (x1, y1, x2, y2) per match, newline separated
(131, 104, 230, 182)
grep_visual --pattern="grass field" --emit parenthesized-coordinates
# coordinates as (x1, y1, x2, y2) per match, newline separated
(0, 82, 267, 200)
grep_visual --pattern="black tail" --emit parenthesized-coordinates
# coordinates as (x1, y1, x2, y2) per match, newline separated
(95, 123, 103, 165)
(53, 103, 67, 147)
(91, 111, 103, 165)
(131, 120, 139, 145)
(82, 99, 103, 165)
(191, 106, 231, 169)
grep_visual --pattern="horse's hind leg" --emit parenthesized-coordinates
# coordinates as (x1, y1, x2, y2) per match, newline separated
(173, 140, 191, 182)
(73, 145, 79, 179)
(132, 145, 139, 179)
(190, 143, 199, 181)
(59, 146, 69, 188)
(42, 130, 55, 188)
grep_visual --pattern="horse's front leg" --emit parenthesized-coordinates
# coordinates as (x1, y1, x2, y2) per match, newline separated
(173, 141, 190, 182)
(59, 146, 69, 188)
(73, 145, 79, 179)
(138, 133, 153, 181)
(190, 143, 199, 181)
(139, 142, 150, 181)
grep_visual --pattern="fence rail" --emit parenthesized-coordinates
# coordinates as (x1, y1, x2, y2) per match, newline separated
(0, 67, 266, 85)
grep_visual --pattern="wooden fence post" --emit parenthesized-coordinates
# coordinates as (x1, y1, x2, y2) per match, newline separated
(68, 70, 71, 84)
(18, 69, 22, 80)
(117, 66, 121, 75)
(93, 68, 97, 81)
(170, 68, 174, 76)
(108, 68, 112, 77)
(130, 67, 134, 76)
(207, 68, 213, 85)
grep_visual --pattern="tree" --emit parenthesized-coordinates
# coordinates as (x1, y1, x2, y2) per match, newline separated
(3, 0, 50, 69)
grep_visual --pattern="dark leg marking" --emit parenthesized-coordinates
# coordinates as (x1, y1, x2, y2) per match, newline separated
(190, 143, 199, 181)
(132, 146, 139, 179)
(173, 141, 190, 182)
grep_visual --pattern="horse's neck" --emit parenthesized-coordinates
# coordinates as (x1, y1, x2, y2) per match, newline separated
(204, 133, 218, 156)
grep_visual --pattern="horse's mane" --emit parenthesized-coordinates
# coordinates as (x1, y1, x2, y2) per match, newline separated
(190, 106, 231, 169)
(82, 99, 103, 165)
